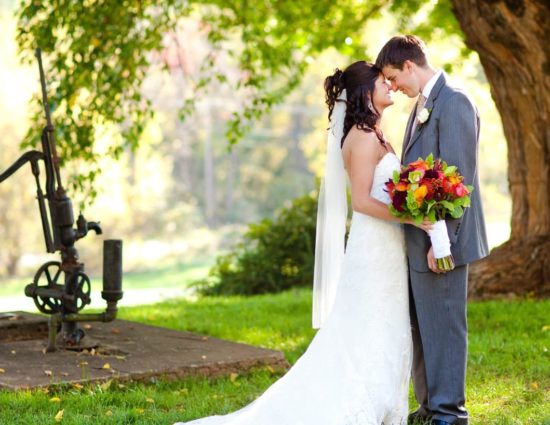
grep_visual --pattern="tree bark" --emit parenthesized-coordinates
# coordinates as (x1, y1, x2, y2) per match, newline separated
(450, 0, 550, 298)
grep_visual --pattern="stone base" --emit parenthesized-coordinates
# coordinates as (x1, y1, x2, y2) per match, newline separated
(0, 312, 289, 390)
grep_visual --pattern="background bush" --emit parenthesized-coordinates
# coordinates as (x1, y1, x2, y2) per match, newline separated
(195, 191, 318, 295)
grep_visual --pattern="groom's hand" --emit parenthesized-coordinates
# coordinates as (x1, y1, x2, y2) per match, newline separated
(427, 246, 443, 274)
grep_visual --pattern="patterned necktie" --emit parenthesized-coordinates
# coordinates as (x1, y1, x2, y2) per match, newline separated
(409, 94, 427, 143)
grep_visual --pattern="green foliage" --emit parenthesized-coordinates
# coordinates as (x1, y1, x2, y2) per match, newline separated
(15, 0, 470, 199)
(15, 0, 383, 198)
(195, 191, 317, 295)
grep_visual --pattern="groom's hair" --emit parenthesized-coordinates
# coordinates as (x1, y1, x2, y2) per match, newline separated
(375, 35, 428, 70)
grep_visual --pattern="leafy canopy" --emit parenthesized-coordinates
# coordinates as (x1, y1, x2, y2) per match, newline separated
(16, 0, 462, 196)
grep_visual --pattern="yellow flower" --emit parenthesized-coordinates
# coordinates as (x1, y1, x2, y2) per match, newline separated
(449, 175, 461, 185)
(414, 185, 428, 205)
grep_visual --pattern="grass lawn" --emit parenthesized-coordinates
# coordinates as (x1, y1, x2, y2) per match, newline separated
(0, 288, 548, 424)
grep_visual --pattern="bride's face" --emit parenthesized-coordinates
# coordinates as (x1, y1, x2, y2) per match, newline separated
(372, 74, 394, 112)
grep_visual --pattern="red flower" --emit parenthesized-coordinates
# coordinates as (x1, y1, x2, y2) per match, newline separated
(392, 191, 407, 212)
(442, 179, 455, 194)
(423, 169, 440, 180)
(454, 183, 469, 197)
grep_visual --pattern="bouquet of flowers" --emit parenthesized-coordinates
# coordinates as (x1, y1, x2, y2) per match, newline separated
(385, 153, 473, 271)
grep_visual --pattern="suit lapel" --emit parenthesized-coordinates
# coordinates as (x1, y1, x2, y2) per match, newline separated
(403, 73, 448, 158)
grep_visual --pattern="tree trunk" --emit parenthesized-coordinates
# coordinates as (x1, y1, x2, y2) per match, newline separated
(451, 0, 550, 298)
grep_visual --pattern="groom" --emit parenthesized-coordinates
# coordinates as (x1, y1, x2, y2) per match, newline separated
(376, 36, 489, 425)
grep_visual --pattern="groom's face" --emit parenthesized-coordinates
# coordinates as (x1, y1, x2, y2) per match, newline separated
(382, 61, 420, 98)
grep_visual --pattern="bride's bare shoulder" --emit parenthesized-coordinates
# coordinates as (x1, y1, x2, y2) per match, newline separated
(344, 127, 380, 154)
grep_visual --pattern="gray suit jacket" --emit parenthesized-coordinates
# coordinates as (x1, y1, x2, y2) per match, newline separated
(402, 73, 489, 272)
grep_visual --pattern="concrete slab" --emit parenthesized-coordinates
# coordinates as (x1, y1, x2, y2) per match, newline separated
(0, 312, 289, 390)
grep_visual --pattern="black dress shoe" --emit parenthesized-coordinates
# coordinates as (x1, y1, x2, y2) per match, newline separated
(430, 418, 468, 425)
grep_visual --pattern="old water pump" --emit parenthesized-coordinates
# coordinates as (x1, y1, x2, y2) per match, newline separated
(0, 48, 123, 352)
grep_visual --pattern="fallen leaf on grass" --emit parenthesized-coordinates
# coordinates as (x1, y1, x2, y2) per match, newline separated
(531, 381, 539, 389)
(134, 408, 145, 415)
(105, 410, 113, 416)
(179, 388, 189, 396)
(229, 373, 238, 382)
(72, 383, 83, 390)
(49, 396, 61, 403)
(100, 380, 112, 391)
(54, 409, 64, 422)
(102, 363, 110, 370)
(146, 398, 155, 404)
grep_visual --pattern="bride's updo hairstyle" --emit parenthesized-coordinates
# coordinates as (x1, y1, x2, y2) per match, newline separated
(324, 61, 385, 147)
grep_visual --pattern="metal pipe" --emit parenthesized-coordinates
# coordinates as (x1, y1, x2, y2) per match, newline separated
(45, 240, 123, 352)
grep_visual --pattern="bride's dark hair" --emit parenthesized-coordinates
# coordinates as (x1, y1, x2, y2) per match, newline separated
(324, 61, 386, 148)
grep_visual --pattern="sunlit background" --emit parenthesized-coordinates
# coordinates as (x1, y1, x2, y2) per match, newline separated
(0, 1, 510, 310)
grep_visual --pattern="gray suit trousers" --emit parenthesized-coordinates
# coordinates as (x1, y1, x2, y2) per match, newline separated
(409, 264, 469, 423)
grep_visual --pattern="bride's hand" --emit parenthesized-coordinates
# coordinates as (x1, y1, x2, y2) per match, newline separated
(407, 218, 433, 233)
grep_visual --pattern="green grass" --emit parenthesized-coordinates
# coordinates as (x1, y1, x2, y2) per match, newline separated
(0, 289, 548, 424)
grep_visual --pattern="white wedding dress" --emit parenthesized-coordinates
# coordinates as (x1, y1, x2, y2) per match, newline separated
(175, 153, 412, 425)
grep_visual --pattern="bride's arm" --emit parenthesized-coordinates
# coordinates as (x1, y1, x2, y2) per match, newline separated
(346, 132, 429, 230)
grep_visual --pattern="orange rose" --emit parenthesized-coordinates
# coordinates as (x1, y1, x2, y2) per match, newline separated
(409, 159, 429, 171)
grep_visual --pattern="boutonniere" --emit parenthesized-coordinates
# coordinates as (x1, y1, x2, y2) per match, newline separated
(417, 108, 432, 125)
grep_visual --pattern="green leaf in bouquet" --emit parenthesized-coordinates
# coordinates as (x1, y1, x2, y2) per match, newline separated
(444, 165, 457, 176)
(427, 208, 437, 223)
(466, 185, 474, 192)
(454, 196, 469, 207)
(440, 200, 455, 210)
(450, 205, 464, 218)
(414, 214, 424, 225)
(388, 204, 401, 217)
(393, 170, 400, 184)
(406, 191, 418, 212)
(425, 200, 436, 213)
(425, 153, 434, 168)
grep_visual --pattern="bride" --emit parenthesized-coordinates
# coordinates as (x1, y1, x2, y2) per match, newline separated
(174, 61, 432, 425)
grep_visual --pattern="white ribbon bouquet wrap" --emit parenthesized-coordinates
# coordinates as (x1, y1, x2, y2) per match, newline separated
(428, 220, 454, 270)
